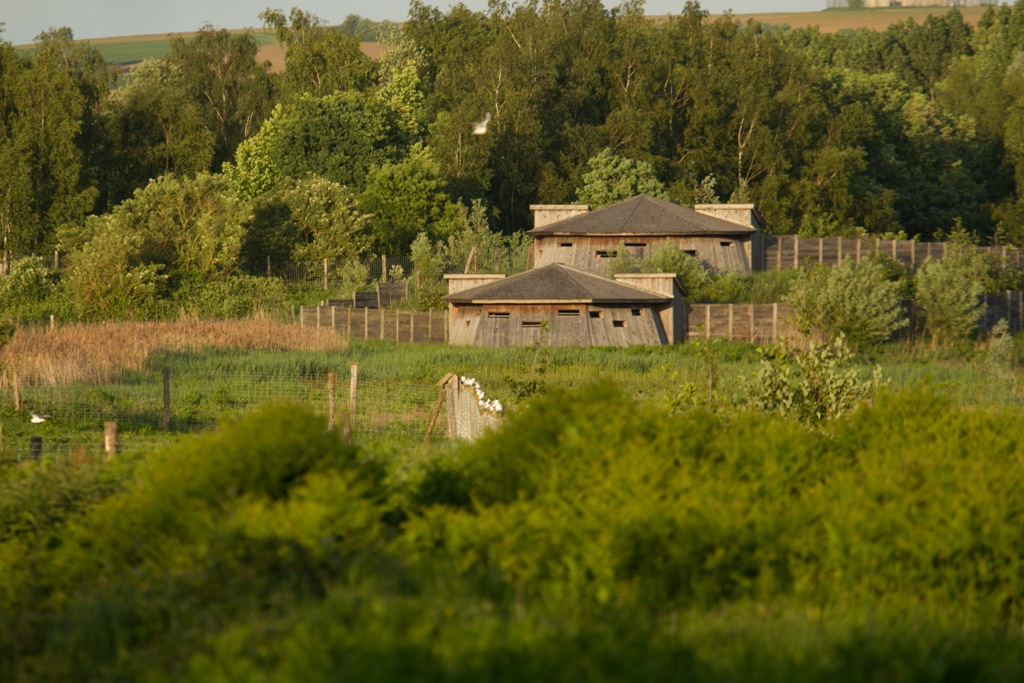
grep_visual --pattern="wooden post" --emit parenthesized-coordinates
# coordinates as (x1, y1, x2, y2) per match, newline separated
(749, 305, 755, 343)
(818, 238, 823, 266)
(29, 436, 42, 460)
(316, 306, 321, 328)
(104, 421, 118, 459)
(267, 255, 272, 276)
(395, 310, 400, 342)
(54, 250, 60, 270)
(382, 254, 388, 281)
(793, 236, 799, 269)
(331, 306, 337, 331)
(728, 304, 734, 341)
(327, 372, 336, 430)
(347, 307, 353, 337)
(50, 315, 55, 329)
(364, 306, 369, 339)
(379, 309, 385, 340)
(856, 238, 861, 263)
(323, 258, 329, 291)
(162, 367, 171, 431)
(12, 372, 20, 411)
(348, 363, 358, 435)
(705, 305, 711, 340)
(772, 303, 779, 343)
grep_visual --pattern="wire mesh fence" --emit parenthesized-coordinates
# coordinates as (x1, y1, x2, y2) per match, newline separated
(0, 365, 452, 462)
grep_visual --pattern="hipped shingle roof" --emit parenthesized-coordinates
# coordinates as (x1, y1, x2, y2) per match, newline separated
(443, 264, 670, 304)
(526, 194, 756, 236)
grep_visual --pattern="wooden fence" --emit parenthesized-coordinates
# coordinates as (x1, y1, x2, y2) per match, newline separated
(763, 236, 1024, 271)
(689, 291, 1024, 344)
(301, 306, 448, 343)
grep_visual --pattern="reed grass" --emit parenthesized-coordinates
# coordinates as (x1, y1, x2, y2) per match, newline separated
(0, 318, 348, 389)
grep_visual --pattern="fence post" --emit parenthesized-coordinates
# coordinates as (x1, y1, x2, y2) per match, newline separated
(749, 305, 755, 343)
(331, 306, 336, 331)
(327, 372, 336, 430)
(348, 363, 358, 435)
(728, 304, 734, 341)
(267, 255, 272, 277)
(364, 306, 369, 340)
(104, 421, 118, 459)
(347, 307, 352, 338)
(162, 367, 171, 431)
(29, 436, 42, 460)
(323, 258, 329, 291)
(772, 303, 779, 343)
(12, 372, 20, 411)
(382, 254, 388, 281)
(793, 236, 799, 269)
(379, 309, 385, 340)
(54, 250, 60, 270)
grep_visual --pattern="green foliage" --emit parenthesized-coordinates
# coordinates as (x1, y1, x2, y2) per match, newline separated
(699, 269, 801, 304)
(606, 242, 711, 297)
(576, 148, 667, 208)
(279, 175, 370, 265)
(913, 248, 987, 346)
(0, 256, 68, 321)
(359, 145, 460, 253)
(179, 274, 290, 318)
(749, 336, 887, 422)
(786, 259, 908, 348)
(62, 215, 167, 319)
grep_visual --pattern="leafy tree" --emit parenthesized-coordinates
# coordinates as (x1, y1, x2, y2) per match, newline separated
(227, 90, 407, 196)
(913, 254, 986, 346)
(279, 175, 371, 265)
(260, 7, 374, 99)
(97, 59, 216, 209)
(606, 243, 712, 299)
(359, 145, 460, 253)
(786, 259, 908, 349)
(576, 147, 666, 207)
(167, 26, 276, 168)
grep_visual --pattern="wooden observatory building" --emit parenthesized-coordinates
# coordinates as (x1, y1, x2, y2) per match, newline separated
(443, 264, 686, 348)
(528, 194, 764, 275)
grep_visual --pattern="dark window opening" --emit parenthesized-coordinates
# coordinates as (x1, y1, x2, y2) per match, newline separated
(624, 242, 647, 248)
(631, 309, 642, 316)
(559, 242, 573, 247)
(522, 321, 543, 328)
(684, 250, 697, 256)
(596, 250, 618, 258)
(558, 309, 579, 317)
(613, 320, 626, 328)
(720, 241, 733, 247)
(589, 311, 602, 319)
(488, 312, 510, 319)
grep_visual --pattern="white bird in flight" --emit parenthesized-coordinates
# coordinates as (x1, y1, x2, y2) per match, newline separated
(472, 112, 491, 135)
(30, 412, 50, 424)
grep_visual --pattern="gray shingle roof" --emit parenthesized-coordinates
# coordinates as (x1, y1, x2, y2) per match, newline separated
(526, 194, 756, 236)
(443, 264, 671, 304)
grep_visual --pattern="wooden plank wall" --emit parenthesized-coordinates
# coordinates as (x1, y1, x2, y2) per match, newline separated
(763, 236, 1024, 271)
(300, 306, 448, 343)
(687, 303, 801, 344)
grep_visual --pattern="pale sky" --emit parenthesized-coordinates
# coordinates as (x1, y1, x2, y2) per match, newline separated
(1, 1, 825, 47)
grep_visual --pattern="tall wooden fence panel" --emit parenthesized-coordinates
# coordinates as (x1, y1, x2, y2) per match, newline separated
(686, 303, 801, 344)
(763, 236, 1024, 272)
(689, 292, 1024, 344)
(301, 306, 448, 343)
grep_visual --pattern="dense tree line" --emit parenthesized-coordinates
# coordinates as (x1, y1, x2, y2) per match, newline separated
(7, 2, 1024, 316)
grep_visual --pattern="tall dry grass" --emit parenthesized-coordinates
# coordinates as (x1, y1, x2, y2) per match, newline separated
(0, 319, 349, 388)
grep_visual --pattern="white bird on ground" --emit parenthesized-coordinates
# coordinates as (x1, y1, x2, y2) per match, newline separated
(472, 112, 491, 135)
(30, 412, 50, 424)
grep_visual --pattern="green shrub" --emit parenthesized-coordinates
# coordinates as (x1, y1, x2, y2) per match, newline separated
(913, 255, 987, 346)
(786, 259, 908, 348)
(0, 257, 71, 321)
(748, 336, 887, 422)
(178, 274, 290, 318)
